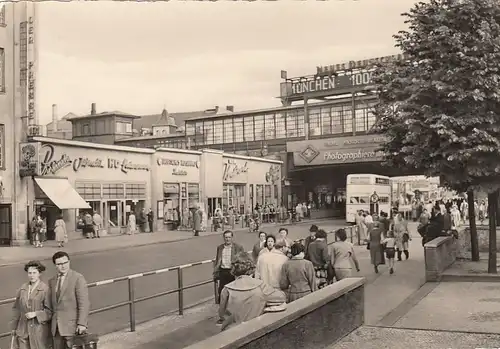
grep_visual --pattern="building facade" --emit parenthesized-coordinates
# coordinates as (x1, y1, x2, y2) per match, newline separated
(15, 136, 281, 245)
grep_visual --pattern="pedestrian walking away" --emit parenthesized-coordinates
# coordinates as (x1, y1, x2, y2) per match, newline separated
(330, 228, 360, 281)
(382, 231, 397, 274)
(280, 242, 317, 302)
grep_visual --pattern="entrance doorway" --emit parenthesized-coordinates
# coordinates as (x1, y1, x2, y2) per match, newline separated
(0, 204, 12, 246)
(207, 197, 222, 217)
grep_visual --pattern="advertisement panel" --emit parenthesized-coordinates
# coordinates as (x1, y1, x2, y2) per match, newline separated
(286, 135, 388, 167)
(19, 142, 41, 177)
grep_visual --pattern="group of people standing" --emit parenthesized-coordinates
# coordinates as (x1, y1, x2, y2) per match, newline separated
(10, 251, 91, 349)
(212, 224, 361, 331)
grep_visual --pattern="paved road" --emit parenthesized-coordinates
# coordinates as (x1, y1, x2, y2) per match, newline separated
(0, 219, 347, 347)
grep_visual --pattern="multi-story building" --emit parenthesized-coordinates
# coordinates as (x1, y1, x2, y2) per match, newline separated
(44, 104, 75, 140)
(0, 2, 39, 246)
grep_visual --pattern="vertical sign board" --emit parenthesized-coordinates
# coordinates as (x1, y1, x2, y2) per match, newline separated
(26, 3, 37, 123)
(19, 142, 41, 177)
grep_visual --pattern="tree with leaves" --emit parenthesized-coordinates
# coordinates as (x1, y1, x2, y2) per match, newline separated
(372, 0, 500, 272)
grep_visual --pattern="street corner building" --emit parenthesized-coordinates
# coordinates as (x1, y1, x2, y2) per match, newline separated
(11, 137, 282, 245)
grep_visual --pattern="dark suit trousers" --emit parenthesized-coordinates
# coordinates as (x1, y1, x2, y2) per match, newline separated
(217, 268, 235, 303)
(53, 328, 71, 349)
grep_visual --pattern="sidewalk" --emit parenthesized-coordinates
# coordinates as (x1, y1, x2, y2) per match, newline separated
(0, 218, 335, 267)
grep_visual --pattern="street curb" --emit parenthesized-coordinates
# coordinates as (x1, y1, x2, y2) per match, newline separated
(0, 218, 337, 268)
(367, 324, 500, 337)
(439, 273, 500, 282)
(376, 282, 439, 327)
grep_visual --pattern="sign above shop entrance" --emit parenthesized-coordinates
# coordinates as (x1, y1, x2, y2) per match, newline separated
(223, 159, 249, 181)
(286, 134, 388, 167)
(157, 158, 200, 168)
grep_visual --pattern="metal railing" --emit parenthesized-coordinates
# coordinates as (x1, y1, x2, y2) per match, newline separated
(0, 225, 358, 339)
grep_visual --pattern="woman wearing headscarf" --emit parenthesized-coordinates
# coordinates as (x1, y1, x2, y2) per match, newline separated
(10, 260, 52, 349)
(280, 243, 317, 302)
(218, 252, 286, 331)
(306, 229, 330, 289)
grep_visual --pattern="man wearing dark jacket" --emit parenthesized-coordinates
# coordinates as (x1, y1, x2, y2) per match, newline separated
(304, 224, 319, 260)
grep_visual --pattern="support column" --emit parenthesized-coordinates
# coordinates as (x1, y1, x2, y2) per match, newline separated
(304, 96, 309, 140)
(351, 92, 356, 136)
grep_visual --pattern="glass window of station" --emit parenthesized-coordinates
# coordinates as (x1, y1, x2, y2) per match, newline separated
(184, 101, 376, 146)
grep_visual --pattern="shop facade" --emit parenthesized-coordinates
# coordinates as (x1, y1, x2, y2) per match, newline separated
(19, 138, 153, 239)
(152, 149, 201, 231)
(200, 149, 282, 217)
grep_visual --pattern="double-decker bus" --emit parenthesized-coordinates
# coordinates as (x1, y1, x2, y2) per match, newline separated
(346, 174, 392, 224)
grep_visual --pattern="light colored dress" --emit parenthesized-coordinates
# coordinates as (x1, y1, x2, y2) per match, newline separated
(54, 219, 67, 243)
(128, 214, 137, 235)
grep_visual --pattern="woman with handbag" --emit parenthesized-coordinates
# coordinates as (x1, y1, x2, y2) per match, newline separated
(10, 260, 52, 349)
(54, 214, 68, 248)
(366, 221, 384, 274)
(33, 215, 46, 248)
(393, 212, 411, 261)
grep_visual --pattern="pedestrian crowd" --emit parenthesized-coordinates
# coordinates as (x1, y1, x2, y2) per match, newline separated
(212, 224, 361, 331)
(9, 251, 93, 349)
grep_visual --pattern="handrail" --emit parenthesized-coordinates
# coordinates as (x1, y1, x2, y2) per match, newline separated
(0, 224, 358, 339)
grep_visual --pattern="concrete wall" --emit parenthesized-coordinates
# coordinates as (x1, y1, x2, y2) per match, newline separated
(424, 236, 458, 282)
(457, 225, 500, 259)
(183, 278, 364, 349)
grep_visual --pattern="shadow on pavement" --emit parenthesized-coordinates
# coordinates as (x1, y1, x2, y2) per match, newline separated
(138, 316, 221, 349)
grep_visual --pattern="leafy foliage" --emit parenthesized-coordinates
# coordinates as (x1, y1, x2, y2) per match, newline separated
(372, 0, 500, 193)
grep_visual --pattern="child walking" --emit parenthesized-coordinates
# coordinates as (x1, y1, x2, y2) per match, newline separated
(382, 231, 396, 274)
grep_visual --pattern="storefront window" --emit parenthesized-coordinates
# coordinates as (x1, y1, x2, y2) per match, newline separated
(108, 201, 120, 226)
(223, 119, 234, 143)
(163, 183, 180, 222)
(264, 114, 275, 139)
(188, 183, 199, 209)
(249, 184, 254, 210)
(264, 185, 272, 205)
(214, 120, 223, 144)
(254, 115, 264, 141)
(244, 116, 254, 141)
(276, 112, 286, 139)
(75, 182, 101, 200)
(256, 185, 264, 206)
(125, 183, 146, 198)
(274, 184, 279, 205)
(223, 184, 246, 214)
(234, 118, 244, 142)
(102, 183, 125, 199)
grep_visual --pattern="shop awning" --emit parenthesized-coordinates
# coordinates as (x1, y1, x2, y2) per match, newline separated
(34, 177, 91, 210)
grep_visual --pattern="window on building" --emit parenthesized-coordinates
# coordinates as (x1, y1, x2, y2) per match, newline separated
(116, 121, 132, 134)
(308, 107, 321, 137)
(274, 184, 279, 204)
(0, 48, 4, 93)
(256, 185, 264, 206)
(355, 107, 366, 132)
(234, 117, 244, 142)
(0, 5, 5, 26)
(186, 122, 195, 136)
(321, 107, 331, 135)
(264, 114, 275, 140)
(254, 115, 264, 141)
(82, 123, 91, 136)
(195, 121, 203, 135)
(286, 111, 298, 138)
(297, 110, 305, 137)
(223, 118, 234, 143)
(213, 120, 223, 144)
(75, 182, 101, 200)
(343, 105, 353, 133)
(264, 185, 272, 205)
(0, 124, 5, 169)
(367, 108, 376, 131)
(125, 183, 147, 198)
(244, 116, 254, 141)
(102, 183, 125, 199)
(331, 106, 343, 134)
(19, 22, 28, 85)
(203, 120, 214, 144)
(276, 112, 286, 138)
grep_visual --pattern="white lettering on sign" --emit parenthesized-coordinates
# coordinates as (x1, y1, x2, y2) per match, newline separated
(291, 76, 335, 95)
(108, 158, 150, 174)
(324, 136, 389, 148)
(27, 16, 36, 120)
(323, 150, 384, 162)
(172, 168, 188, 176)
(223, 160, 249, 181)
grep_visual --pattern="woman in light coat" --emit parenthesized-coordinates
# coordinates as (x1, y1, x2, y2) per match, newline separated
(10, 260, 52, 349)
(393, 213, 410, 261)
(54, 214, 67, 248)
(128, 212, 137, 235)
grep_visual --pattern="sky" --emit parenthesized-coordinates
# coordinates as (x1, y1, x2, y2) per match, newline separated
(34, 0, 418, 124)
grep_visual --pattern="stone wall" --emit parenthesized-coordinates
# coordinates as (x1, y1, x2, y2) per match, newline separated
(183, 278, 365, 349)
(424, 236, 458, 282)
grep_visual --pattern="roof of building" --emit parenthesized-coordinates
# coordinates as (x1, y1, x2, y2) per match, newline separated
(45, 112, 80, 127)
(135, 108, 218, 130)
(152, 109, 176, 127)
(115, 133, 186, 142)
(66, 111, 140, 121)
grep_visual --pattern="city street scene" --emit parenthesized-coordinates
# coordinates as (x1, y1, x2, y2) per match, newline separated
(2, 0, 500, 348)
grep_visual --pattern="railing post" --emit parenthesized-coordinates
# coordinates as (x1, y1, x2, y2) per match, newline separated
(213, 260, 220, 305)
(128, 278, 136, 332)
(350, 226, 354, 244)
(178, 267, 184, 315)
(357, 225, 361, 245)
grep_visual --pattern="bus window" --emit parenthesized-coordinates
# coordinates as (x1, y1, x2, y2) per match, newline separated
(379, 197, 390, 203)
(375, 177, 390, 185)
(350, 197, 360, 204)
(359, 196, 370, 204)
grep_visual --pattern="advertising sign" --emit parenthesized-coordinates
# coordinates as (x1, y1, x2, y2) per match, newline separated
(286, 134, 388, 167)
(19, 142, 41, 177)
(316, 54, 408, 75)
(282, 70, 374, 98)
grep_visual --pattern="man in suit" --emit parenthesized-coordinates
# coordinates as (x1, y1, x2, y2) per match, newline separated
(213, 230, 244, 323)
(48, 251, 90, 349)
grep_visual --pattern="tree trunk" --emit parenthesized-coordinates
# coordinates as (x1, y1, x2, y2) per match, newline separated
(488, 190, 498, 274)
(467, 190, 479, 261)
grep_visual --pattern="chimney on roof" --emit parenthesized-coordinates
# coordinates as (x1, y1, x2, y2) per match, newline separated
(52, 104, 58, 132)
(91, 103, 96, 115)
(226, 105, 234, 112)
(214, 106, 219, 113)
